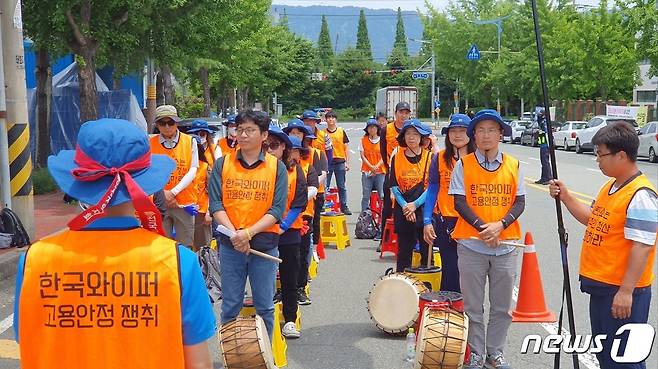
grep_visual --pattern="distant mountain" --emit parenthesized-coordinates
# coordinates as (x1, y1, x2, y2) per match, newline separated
(270, 5, 424, 63)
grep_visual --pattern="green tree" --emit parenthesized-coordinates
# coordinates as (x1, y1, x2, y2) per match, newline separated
(356, 10, 372, 60)
(618, 0, 658, 77)
(317, 15, 334, 69)
(393, 7, 408, 58)
(330, 48, 379, 117)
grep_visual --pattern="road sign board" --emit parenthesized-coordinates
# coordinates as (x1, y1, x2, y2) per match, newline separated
(412, 71, 429, 80)
(434, 100, 441, 109)
(467, 44, 481, 61)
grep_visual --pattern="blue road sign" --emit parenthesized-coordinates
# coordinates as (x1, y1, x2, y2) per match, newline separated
(412, 71, 430, 80)
(434, 100, 441, 109)
(467, 44, 481, 61)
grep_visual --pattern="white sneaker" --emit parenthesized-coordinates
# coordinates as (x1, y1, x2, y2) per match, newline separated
(281, 322, 300, 338)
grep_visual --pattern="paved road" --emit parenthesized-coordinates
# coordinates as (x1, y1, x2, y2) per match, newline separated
(0, 121, 656, 369)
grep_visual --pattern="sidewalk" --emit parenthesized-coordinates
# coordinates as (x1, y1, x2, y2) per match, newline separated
(0, 191, 78, 283)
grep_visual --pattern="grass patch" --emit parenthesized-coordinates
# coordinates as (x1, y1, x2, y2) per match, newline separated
(32, 167, 58, 195)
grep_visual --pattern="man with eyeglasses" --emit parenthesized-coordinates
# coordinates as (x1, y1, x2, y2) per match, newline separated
(149, 105, 198, 247)
(549, 122, 657, 369)
(449, 109, 525, 369)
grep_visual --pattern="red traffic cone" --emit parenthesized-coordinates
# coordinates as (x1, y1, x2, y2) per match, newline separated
(511, 232, 556, 322)
(317, 241, 326, 260)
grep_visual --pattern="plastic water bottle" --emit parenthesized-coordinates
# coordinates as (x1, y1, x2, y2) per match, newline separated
(405, 327, 416, 363)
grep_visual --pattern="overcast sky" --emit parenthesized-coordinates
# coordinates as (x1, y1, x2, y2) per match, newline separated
(273, 0, 601, 11)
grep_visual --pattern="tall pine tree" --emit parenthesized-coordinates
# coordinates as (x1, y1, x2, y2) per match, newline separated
(279, 8, 289, 29)
(393, 7, 408, 58)
(356, 9, 372, 60)
(317, 15, 334, 69)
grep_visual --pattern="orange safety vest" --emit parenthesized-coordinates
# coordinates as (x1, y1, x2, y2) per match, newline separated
(203, 143, 216, 168)
(325, 127, 347, 160)
(149, 133, 197, 206)
(580, 174, 657, 287)
(385, 122, 402, 162)
(221, 152, 279, 233)
(19, 228, 184, 369)
(284, 165, 305, 230)
(311, 128, 327, 153)
(302, 147, 325, 194)
(393, 149, 431, 193)
(218, 137, 238, 157)
(436, 150, 458, 218)
(300, 159, 316, 218)
(452, 153, 521, 240)
(194, 160, 210, 214)
(361, 136, 386, 174)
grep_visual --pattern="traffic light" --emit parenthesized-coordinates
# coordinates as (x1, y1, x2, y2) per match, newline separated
(363, 69, 372, 75)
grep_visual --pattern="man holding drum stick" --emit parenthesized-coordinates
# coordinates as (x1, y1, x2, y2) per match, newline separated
(209, 110, 288, 339)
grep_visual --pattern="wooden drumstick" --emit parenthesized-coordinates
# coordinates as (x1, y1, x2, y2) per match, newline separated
(216, 224, 283, 263)
(469, 237, 526, 248)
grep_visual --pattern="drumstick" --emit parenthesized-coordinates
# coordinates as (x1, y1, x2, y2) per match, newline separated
(216, 224, 283, 263)
(469, 237, 526, 248)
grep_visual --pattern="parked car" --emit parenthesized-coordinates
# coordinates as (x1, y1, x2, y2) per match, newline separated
(520, 112, 534, 122)
(575, 116, 638, 154)
(638, 121, 658, 163)
(520, 121, 542, 146)
(503, 120, 532, 143)
(553, 121, 587, 151)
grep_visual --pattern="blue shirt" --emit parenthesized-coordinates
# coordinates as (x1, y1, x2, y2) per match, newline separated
(448, 149, 526, 256)
(14, 217, 216, 345)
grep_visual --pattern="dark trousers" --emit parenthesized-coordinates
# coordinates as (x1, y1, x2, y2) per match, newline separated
(396, 227, 430, 272)
(586, 285, 652, 369)
(297, 216, 313, 290)
(435, 215, 460, 292)
(539, 146, 551, 181)
(381, 174, 392, 232)
(278, 241, 301, 323)
(312, 194, 324, 246)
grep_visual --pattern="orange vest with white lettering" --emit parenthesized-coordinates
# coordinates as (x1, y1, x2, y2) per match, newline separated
(385, 122, 402, 162)
(361, 136, 386, 174)
(218, 137, 238, 157)
(580, 174, 657, 287)
(326, 127, 347, 160)
(149, 133, 197, 206)
(19, 228, 184, 369)
(221, 152, 279, 233)
(194, 160, 210, 214)
(451, 153, 521, 240)
(393, 149, 431, 193)
(436, 150, 458, 217)
(284, 165, 305, 230)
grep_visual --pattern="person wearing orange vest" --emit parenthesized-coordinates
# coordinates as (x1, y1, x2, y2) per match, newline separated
(549, 122, 657, 369)
(187, 119, 221, 167)
(448, 109, 522, 369)
(378, 102, 412, 251)
(208, 110, 288, 339)
(149, 105, 198, 247)
(423, 114, 475, 292)
(302, 110, 333, 164)
(390, 119, 432, 272)
(14, 118, 215, 369)
(359, 118, 386, 213)
(218, 114, 239, 156)
(190, 135, 213, 250)
(284, 118, 322, 305)
(324, 110, 352, 215)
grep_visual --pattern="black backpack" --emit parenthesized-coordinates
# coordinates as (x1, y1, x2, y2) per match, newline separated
(355, 209, 379, 239)
(0, 208, 31, 247)
(197, 246, 222, 303)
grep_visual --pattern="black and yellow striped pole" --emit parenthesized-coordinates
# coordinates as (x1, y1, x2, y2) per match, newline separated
(1, 0, 34, 237)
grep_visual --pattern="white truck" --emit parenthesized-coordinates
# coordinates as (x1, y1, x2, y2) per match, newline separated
(376, 86, 418, 119)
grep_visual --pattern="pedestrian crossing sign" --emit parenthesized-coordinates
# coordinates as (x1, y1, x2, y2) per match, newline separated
(467, 44, 481, 61)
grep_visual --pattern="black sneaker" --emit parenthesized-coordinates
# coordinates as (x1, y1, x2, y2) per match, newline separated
(534, 179, 551, 185)
(342, 206, 352, 215)
(273, 289, 282, 302)
(297, 288, 312, 305)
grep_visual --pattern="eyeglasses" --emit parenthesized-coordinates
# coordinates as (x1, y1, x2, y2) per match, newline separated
(475, 127, 501, 136)
(264, 141, 281, 150)
(156, 119, 176, 127)
(236, 127, 259, 136)
(595, 151, 615, 158)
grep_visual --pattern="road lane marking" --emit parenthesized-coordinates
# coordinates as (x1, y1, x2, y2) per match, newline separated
(529, 157, 540, 161)
(519, 160, 530, 165)
(0, 339, 19, 359)
(524, 179, 591, 205)
(350, 149, 356, 154)
(586, 168, 599, 173)
(513, 288, 600, 369)
(0, 314, 13, 335)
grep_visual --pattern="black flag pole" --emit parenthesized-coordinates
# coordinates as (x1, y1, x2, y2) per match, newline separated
(529, 1, 580, 368)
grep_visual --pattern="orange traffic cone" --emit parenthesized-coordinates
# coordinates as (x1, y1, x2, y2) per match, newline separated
(511, 232, 556, 322)
(316, 241, 326, 260)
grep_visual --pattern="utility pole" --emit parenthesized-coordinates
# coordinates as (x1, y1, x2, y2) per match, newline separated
(1, 0, 34, 236)
(146, 58, 156, 133)
(409, 38, 437, 128)
(473, 16, 509, 114)
(0, 20, 10, 208)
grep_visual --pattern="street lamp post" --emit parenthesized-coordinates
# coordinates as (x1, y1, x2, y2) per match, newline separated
(409, 38, 437, 128)
(472, 16, 509, 113)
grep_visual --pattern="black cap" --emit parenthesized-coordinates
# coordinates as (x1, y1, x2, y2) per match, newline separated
(395, 101, 411, 112)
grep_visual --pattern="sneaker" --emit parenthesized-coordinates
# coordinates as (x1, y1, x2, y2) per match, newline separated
(342, 206, 352, 215)
(281, 322, 300, 338)
(485, 353, 512, 369)
(534, 179, 550, 185)
(273, 290, 282, 302)
(464, 352, 485, 369)
(297, 288, 311, 305)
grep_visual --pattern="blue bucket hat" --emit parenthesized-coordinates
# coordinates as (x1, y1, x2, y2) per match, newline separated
(363, 118, 380, 134)
(268, 124, 292, 148)
(223, 114, 237, 126)
(187, 119, 217, 134)
(48, 118, 175, 208)
(467, 109, 512, 137)
(441, 114, 472, 135)
(302, 110, 321, 121)
(284, 118, 314, 138)
(397, 119, 432, 147)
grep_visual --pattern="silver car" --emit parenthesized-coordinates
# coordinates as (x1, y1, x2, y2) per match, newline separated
(553, 121, 587, 151)
(638, 121, 658, 163)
